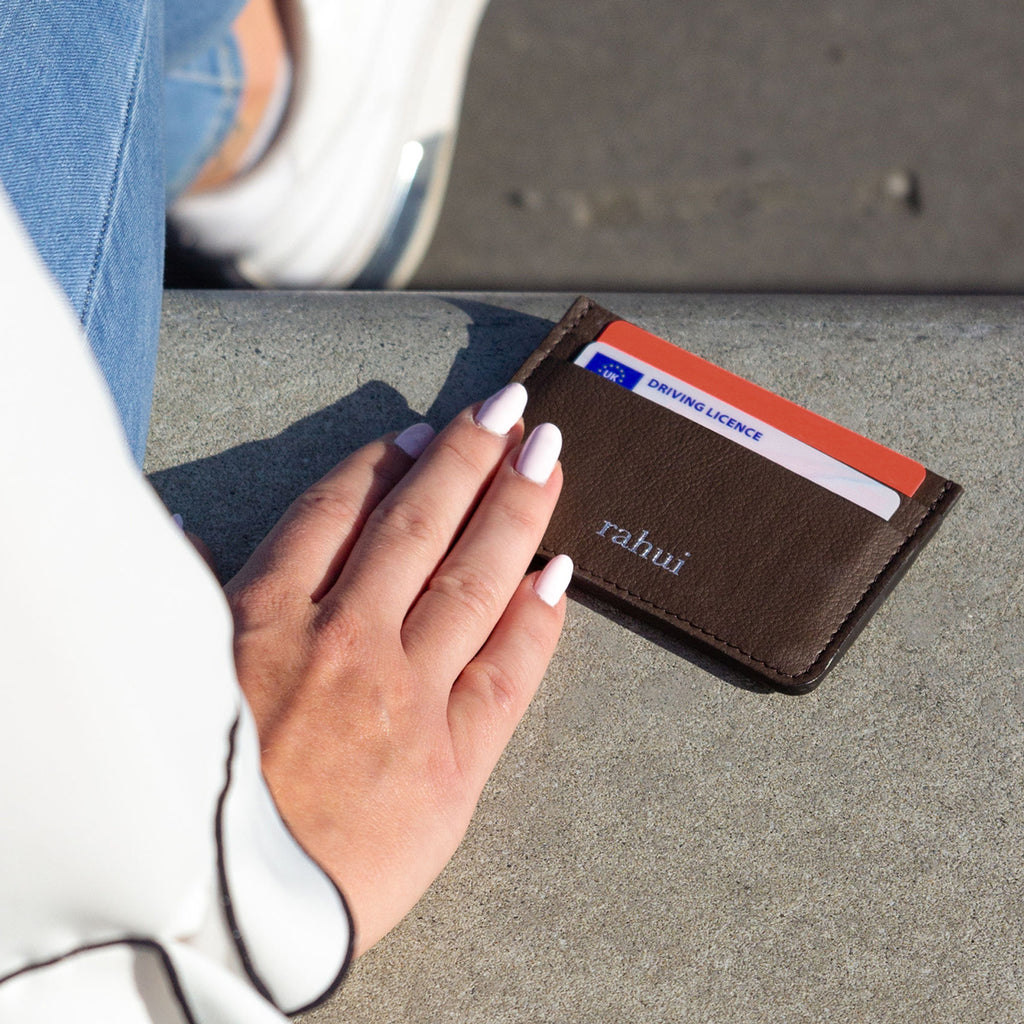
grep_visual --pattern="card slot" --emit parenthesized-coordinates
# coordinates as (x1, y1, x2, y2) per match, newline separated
(512, 298, 962, 691)
(888, 489, 936, 535)
(528, 355, 923, 538)
(518, 355, 938, 687)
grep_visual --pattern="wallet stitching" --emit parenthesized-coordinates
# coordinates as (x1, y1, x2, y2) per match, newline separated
(537, 479, 954, 681)
(524, 306, 955, 681)
(534, 299, 592, 362)
(518, 300, 595, 391)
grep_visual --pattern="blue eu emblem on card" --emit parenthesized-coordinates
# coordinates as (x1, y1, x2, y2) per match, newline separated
(584, 353, 644, 390)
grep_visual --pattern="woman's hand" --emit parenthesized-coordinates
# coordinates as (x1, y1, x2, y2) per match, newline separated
(224, 384, 571, 956)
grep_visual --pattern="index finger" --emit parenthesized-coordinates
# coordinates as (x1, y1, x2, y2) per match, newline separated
(320, 384, 528, 623)
(226, 423, 434, 603)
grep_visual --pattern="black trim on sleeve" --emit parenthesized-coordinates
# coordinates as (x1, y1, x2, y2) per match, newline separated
(0, 937, 200, 1024)
(214, 713, 355, 1016)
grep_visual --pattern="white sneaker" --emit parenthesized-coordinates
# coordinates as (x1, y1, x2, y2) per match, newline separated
(169, 0, 490, 288)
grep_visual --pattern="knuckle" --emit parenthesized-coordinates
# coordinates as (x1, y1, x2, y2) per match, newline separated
(289, 485, 364, 530)
(428, 563, 504, 622)
(491, 492, 543, 534)
(371, 496, 445, 551)
(435, 432, 491, 478)
(462, 658, 522, 717)
(227, 576, 293, 630)
(310, 601, 371, 666)
(516, 614, 556, 662)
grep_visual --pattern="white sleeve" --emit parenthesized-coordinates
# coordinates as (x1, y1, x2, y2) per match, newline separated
(0, 190, 352, 1023)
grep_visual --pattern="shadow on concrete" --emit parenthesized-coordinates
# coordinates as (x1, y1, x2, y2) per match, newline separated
(569, 587, 775, 696)
(149, 296, 768, 693)
(148, 379, 418, 581)
(423, 297, 558, 424)
(148, 299, 557, 581)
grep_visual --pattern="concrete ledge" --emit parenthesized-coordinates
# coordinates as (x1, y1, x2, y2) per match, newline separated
(150, 292, 1022, 1023)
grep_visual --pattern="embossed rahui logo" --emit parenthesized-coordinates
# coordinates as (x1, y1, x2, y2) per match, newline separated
(596, 520, 690, 576)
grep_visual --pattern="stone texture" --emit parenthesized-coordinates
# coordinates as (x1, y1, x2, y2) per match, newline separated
(150, 291, 1023, 1023)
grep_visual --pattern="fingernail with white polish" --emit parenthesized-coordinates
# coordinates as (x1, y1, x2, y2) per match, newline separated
(515, 422, 562, 484)
(474, 382, 527, 436)
(394, 421, 435, 458)
(534, 554, 573, 607)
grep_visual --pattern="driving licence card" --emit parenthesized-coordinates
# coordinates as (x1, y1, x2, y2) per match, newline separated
(597, 320, 926, 498)
(574, 331, 909, 521)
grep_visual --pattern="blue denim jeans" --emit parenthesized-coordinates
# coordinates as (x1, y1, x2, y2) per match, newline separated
(0, 0, 246, 464)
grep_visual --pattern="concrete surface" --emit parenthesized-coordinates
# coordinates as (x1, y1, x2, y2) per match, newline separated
(148, 291, 1022, 1023)
(410, 0, 1024, 291)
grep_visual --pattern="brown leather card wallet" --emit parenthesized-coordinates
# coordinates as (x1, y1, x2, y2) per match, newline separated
(512, 298, 962, 694)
